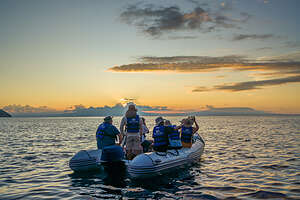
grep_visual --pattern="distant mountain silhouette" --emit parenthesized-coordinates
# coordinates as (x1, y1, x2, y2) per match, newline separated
(0, 109, 11, 117)
(2, 103, 299, 117)
(189, 107, 268, 116)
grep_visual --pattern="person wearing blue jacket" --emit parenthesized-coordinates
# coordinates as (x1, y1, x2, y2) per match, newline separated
(179, 116, 199, 148)
(152, 117, 169, 152)
(96, 116, 122, 149)
(164, 120, 182, 149)
(120, 104, 143, 160)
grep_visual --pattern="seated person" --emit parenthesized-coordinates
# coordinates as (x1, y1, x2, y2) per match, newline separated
(152, 117, 169, 152)
(179, 116, 199, 148)
(164, 120, 182, 149)
(96, 116, 122, 149)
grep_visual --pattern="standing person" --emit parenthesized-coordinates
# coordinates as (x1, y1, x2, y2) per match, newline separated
(120, 104, 143, 160)
(141, 117, 152, 153)
(180, 116, 199, 148)
(152, 117, 169, 152)
(141, 117, 149, 142)
(164, 120, 182, 149)
(96, 116, 122, 149)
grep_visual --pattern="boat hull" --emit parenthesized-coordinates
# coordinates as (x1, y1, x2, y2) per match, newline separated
(69, 134, 205, 179)
(69, 149, 102, 172)
(128, 134, 205, 179)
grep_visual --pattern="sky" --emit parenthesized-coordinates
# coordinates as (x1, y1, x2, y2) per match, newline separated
(1, 0, 300, 115)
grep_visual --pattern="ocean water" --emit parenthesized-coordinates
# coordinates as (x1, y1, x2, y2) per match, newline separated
(0, 116, 299, 200)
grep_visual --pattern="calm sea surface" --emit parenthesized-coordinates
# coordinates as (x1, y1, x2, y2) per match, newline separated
(0, 116, 299, 199)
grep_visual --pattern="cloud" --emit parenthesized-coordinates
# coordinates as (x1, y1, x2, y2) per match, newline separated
(63, 104, 125, 116)
(192, 86, 211, 92)
(191, 105, 267, 115)
(2, 103, 292, 116)
(167, 35, 198, 40)
(108, 54, 300, 76)
(120, 2, 249, 37)
(108, 52, 300, 93)
(192, 75, 300, 92)
(109, 51, 300, 92)
(120, 5, 210, 36)
(120, 98, 137, 105)
(255, 47, 273, 51)
(109, 55, 246, 72)
(258, 51, 300, 62)
(239, 12, 252, 22)
(139, 55, 244, 63)
(284, 41, 300, 48)
(232, 34, 275, 41)
(2, 103, 172, 117)
(2, 104, 59, 115)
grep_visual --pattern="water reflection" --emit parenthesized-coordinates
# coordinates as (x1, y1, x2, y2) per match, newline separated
(102, 161, 127, 187)
(68, 160, 199, 199)
(1, 116, 300, 199)
(69, 170, 105, 188)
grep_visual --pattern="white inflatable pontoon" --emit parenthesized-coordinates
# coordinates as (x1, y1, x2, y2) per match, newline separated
(69, 149, 102, 172)
(69, 134, 205, 179)
(128, 134, 204, 179)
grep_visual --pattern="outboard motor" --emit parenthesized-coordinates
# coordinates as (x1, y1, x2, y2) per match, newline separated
(100, 145, 127, 187)
(100, 145, 125, 162)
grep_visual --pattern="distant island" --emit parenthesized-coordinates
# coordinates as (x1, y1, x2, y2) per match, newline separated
(2, 104, 300, 117)
(0, 109, 12, 117)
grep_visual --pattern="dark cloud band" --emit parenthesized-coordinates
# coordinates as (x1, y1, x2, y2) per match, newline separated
(232, 34, 275, 41)
(108, 55, 300, 75)
(192, 75, 300, 92)
(108, 53, 300, 92)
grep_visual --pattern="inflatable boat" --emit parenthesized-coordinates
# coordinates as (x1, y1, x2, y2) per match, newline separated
(69, 134, 205, 178)
(69, 145, 125, 172)
(69, 149, 102, 172)
(128, 134, 205, 179)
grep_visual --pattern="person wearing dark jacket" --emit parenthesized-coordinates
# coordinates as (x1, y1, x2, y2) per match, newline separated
(164, 120, 182, 149)
(152, 117, 169, 152)
(179, 116, 199, 148)
(96, 116, 122, 149)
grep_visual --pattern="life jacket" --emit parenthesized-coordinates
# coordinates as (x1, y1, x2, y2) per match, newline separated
(96, 122, 116, 149)
(168, 125, 180, 140)
(168, 125, 182, 148)
(126, 115, 140, 133)
(152, 125, 168, 147)
(96, 122, 111, 140)
(181, 126, 193, 143)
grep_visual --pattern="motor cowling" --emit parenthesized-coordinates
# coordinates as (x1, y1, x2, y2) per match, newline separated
(100, 145, 125, 162)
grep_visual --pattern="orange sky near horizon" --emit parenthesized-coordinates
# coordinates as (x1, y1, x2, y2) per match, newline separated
(1, 69, 300, 114)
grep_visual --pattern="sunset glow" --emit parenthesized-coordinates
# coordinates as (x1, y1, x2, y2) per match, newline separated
(1, 0, 300, 115)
